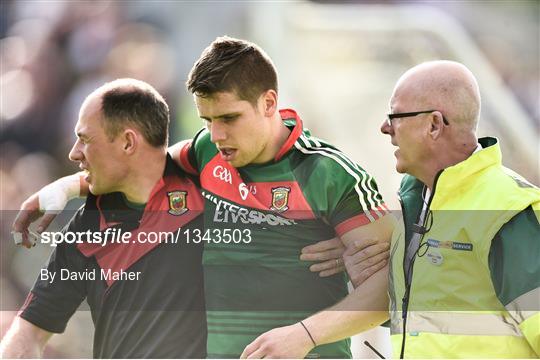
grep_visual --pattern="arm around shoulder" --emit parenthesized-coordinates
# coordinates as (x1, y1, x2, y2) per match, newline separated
(167, 139, 191, 163)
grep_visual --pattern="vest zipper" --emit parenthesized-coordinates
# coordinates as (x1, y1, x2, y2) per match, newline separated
(399, 170, 443, 359)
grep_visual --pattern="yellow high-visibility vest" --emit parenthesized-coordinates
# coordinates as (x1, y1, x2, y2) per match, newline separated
(389, 138, 540, 358)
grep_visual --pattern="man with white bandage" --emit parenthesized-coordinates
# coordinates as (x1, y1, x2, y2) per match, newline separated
(2, 79, 208, 358)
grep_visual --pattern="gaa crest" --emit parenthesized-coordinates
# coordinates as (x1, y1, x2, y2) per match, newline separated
(270, 187, 290, 213)
(167, 191, 188, 216)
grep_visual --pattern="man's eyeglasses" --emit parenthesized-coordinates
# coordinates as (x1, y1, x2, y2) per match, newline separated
(386, 110, 449, 127)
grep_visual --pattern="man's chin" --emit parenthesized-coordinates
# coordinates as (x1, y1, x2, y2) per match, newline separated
(395, 163, 407, 174)
(88, 184, 102, 195)
(228, 158, 247, 168)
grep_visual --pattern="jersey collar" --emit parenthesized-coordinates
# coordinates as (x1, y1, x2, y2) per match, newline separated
(433, 137, 500, 199)
(96, 154, 189, 229)
(275, 109, 303, 161)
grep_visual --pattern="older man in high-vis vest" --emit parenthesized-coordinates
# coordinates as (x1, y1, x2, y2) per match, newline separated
(348, 60, 539, 358)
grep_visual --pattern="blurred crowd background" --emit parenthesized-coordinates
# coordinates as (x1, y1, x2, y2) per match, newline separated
(1, 0, 538, 357)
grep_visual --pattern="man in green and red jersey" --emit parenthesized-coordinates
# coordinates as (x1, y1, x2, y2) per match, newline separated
(168, 36, 394, 358)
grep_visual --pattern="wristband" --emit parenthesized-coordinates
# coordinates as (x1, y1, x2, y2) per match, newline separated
(299, 321, 317, 347)
(38, 175, 81, 212)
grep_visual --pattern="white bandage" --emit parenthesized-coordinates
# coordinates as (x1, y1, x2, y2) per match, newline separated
(12, 231, 23, 245)
(38, 175, 81, 212)
(12, 230, 39, 246)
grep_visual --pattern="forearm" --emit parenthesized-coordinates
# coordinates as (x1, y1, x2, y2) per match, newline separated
(0, 317, 52, 358)
(39, 172, 88, 210)
(240, 260, 389, 358)
(12, 172, 89, 247)
(303, 265, 389, 346)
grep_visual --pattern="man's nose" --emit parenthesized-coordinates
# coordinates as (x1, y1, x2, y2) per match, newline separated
(209, 123, 227, 143)
(68, 140, 83, 162)
(380, 118, 393, 135)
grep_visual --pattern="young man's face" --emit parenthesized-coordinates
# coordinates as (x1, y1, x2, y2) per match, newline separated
(194, 91, 272, 168)
(69, 96, 127, 195)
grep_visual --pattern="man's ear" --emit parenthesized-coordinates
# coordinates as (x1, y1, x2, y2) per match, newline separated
(122, 129, 138, 154)
(428, 111, 445, 140)
(261, 89, 278, 117)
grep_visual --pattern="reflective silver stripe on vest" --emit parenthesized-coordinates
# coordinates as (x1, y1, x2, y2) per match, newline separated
(505, 287, 540, 324)
(391, 311, 524, 337)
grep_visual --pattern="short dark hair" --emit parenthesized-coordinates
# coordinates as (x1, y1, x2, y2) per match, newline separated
(99, 79, 169, 147)
(186, 36, 278, 104)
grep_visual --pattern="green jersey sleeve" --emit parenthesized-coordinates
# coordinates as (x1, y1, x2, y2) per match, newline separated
(293, 137, 388, 236)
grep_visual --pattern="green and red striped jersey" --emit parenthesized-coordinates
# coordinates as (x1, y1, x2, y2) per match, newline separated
(180, 109, 387, 358)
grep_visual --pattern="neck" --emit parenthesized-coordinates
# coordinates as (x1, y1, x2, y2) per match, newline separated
(417, 168, 440, 191)
(419, 138, 478, 190)
(121, 149, 167, 204)
(256, 111, 290, 163)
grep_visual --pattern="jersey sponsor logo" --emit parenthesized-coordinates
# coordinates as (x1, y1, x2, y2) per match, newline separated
(270, 186, 290, 213)
(212, 165, 232, 184)
(167, 191, 188, 215)
(203, 191, 296, 226)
